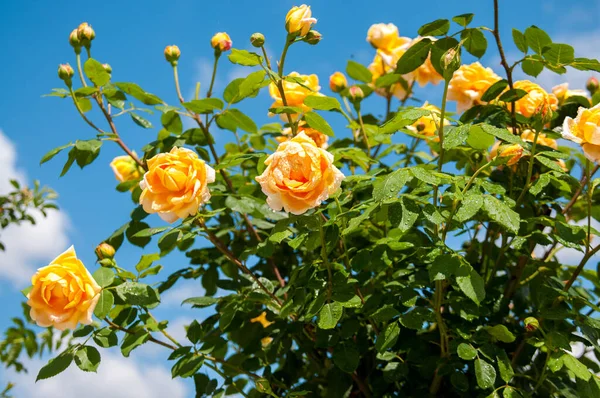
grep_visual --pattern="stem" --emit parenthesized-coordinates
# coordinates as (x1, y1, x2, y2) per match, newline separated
(587, 160, 592, 251)
(319, 215, 333, 300)
(433, 79, 450, 221)
(75, 53, 87, 87)
(430, 280, 449, 395)
(173, 65, 184, 104)
(402, 138, 419, 167)
(562, 164, 600, 215)
(533, 351, 550, 392)
(105, 318, 176, 350)
(515, 128, 540, 206)
(357, 108, 371, 158)
(147, 310, 182, 348)
(562, 245, 600, 293)
(206, 54, 220, 98)
(68, 87, 106, 134)
(260, 46, 272, 70)
(195, 82, 201, 100)
(275, 37, 297, 135)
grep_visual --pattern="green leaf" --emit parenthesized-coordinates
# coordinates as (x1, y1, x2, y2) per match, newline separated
(497, 350, 514, 383)
(525, 26, 551, 54)
(467, 125, 495, 150)
(456, 264, 486, 305)
(93, 328, 118, 348)
(303, 95, 342, 111)
(483, 196, 520, 233)
(172, 355, 204, 378)
(317, 302, 343, 329)
(40, 143, 73, 165)
(121, 330, 149, 357)
(132, 227, 169, 238)
(461, 29, 487, 58)
(487, 325, 516, 343)
(475, 358, 496, 389)
(570, 58, 600, 72)
(216, 109, 257, 134)
(115, 82, 163, 105)
(373, 169, 411, 202)
(84, 58, 110, 87)
(455, 192, 483, 222)
(563, 354, 591, 381)
(238, 70, 267, 99)
(115, 282, 160, 306)
(379, 108, 430, 134)
(457, 343, 477, 360)
(375, 321, 401, 353)
(36, 352, 73, 381)
(410, 166, 440, 185)
(375, 74, 404, 88)
(346, 60, 373, 83)
(543, 43, 575, 65)
(530, 173, 552, 196)
(93, 290, 114, 319)
(183, 98, 224, 114)
(521, 55, 545, 77)
(481, 80, 509, 102)
(304, 112, 334, 137)
(396, 39, 432, 74)
(498, 89, 528, 103)
(452, 13, 474, 27)
(75, 346, 101, 373)
(429, 254, 460, 281)
(228, 49, 262, 66)
(444, 124, 470, 149)
(161, 111, 183, 134)
(512, 29, 528, 53)
(130, 112, 152, 129)
(182, 296, 219, 307)
(333, 343, 360, 373)
(135, 253, 161, 272)
(418, 19, 450, 36)
(92, 268, 114, 288)
(480, 124, 525, 145)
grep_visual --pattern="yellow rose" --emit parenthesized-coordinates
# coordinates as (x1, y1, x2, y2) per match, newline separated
(139, 147, 215, 223)
(110, 155, 142, 184)
(406, 102, 450, 140)
(251, 311, 274, 328)
(286, 5, 316, 36)
(405, 37, 443, 88)
(552, 83, 590, 106)
(256, 132, 344, 215)
(448, 62, 501, 113)
(490, 142, 524, 166)
(366, 23, 403, 52)
(509, 80, 558, 119)
(562, 103, 600, 162)
(520, 129, 557, 150)
(269, 72, 321, 120)
(210, 32, 232, 52)
(26, 246, 102, 331)
(368, 48, 411, 99)
(261, 337, 273, 347)
(277, 123, 329, 149)
(329, 71, 347, 93)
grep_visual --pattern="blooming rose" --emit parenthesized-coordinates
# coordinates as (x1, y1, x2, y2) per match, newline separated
(490, 142, 524, 166)
(406, 37, 443, 87)
(140, 147, 215, 223)
(509, 80, 558, 119)
(406, 102, 449, 140)
(552, 83, 590, 106)
(448, 62, 501, 113)
(286, 5, 316, 36)
(366, 23, 402, 52)
(26, 246, 102, 331)
(277, 123, 329, 149)
(256, 132, 344, 215)
(110, 154, 142, 184)
(520, 129, 557, 150)
(329, 71, 347, 93)
(562, 103, 600, 162)
(368, 48, 412, 99)
(211, 32, 232, 52)
(269, 72, 320, 120)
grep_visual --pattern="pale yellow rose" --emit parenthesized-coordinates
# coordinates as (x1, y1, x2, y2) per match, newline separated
(509, 80, 558, 119)
(26, 246, 101, 331)
(210, 32, 232, 52)
(406, 102, 450, 141)
(406, 37, 443, 87)
(140, 147, 215, 223)
(251, 312, 274, 328)
(520, 129, 557, 150)
(329, 71, 348, 93)
(552, 83, 590, 106)
(366, 23, 403, 52)
(562, 103, 600, 162)
(286, 5, 317, 36)
(110, 155, 142, 184)
(448, 62, 501, 113)
(269, 72, 321, 120)
(490, 142, 524, 166)
(368, 47, 412, 99)
(277, 123, 329, 149)
(256, 132, 344, 215)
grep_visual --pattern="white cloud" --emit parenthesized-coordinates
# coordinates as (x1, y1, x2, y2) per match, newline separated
(3, 351, 189, 398)
(0, 129, 70, 286)
(161, 279, 206, 308)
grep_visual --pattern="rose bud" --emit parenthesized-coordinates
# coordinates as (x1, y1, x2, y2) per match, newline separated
(77, 22, 95, 48)
(95, 242, 115, 260)
(164, 45, 181, 65)
(524, 317, 539, 332)
(69, 28, 81, 53)
(304, 30, 322, 45)
(250, 33, 265, 48)
(58, 63, 74, 87)
(329, 72, 347, 93)
(348, 86, 365, 101)
(285, 4, 317, 37)
(587, 77, 599, 95)
(102, 63, 112, 74)
(211, 32, 232, 54)
(495, 143, 524, 166)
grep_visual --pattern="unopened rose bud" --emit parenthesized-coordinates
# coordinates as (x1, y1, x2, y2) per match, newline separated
(329, 72, 347, 93)
(69, 29, 81, 53)
(77, 22, 95, 49)
(164, 45, 181, 65)
(442, 48, 461, 80)
(587, 77, 599, 95)
(496, 143, 524, 166)
(524, 317, 539, 332)
(96, 242, 115, 260)
(285, 4, 317, 37)
(250, 33, 265, 48)
(58, 63, 74, 87)
(304, 30, 322, 45)
(348, 86, 364, 101)
(102, 63, 112, 74)
(211, 32, 232, 54)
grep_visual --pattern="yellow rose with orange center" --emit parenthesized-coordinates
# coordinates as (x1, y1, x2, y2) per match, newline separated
(140, 147, 215, 223)
(448, 62, 501, 113)
(285, 4, 317, 36)
(269, 72, 321, 120)
(26, 246, 102, 331)
(110, 155, 142, 184)
(256, 132, 344, 215)
(406, 102, 450, 140)
(210, 32, 232, 52)
(509, 80, 558, 119)
(277, 123, 329, 149)
(562, 103, 600, 162)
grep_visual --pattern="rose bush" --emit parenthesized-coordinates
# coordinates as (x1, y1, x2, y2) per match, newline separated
(3, 2, 600, 397)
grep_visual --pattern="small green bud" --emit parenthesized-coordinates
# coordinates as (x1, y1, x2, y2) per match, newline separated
(348, 85, 364, 101)
(250, 33, 265, 48)
(58, 63, 74, 87)
(587, 77, 599, 95)
(524, 317, 539, 332)
(304, 30, 322, 45)
(69, 29, 81, 53)
(77, 22, 96, 49)
(442, 47, 461, 81)
(95, 242, 116, 261)
(164, 45, 181, 66)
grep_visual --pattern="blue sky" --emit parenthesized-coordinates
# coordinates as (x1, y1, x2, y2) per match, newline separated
(0, 0, 599, 396)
